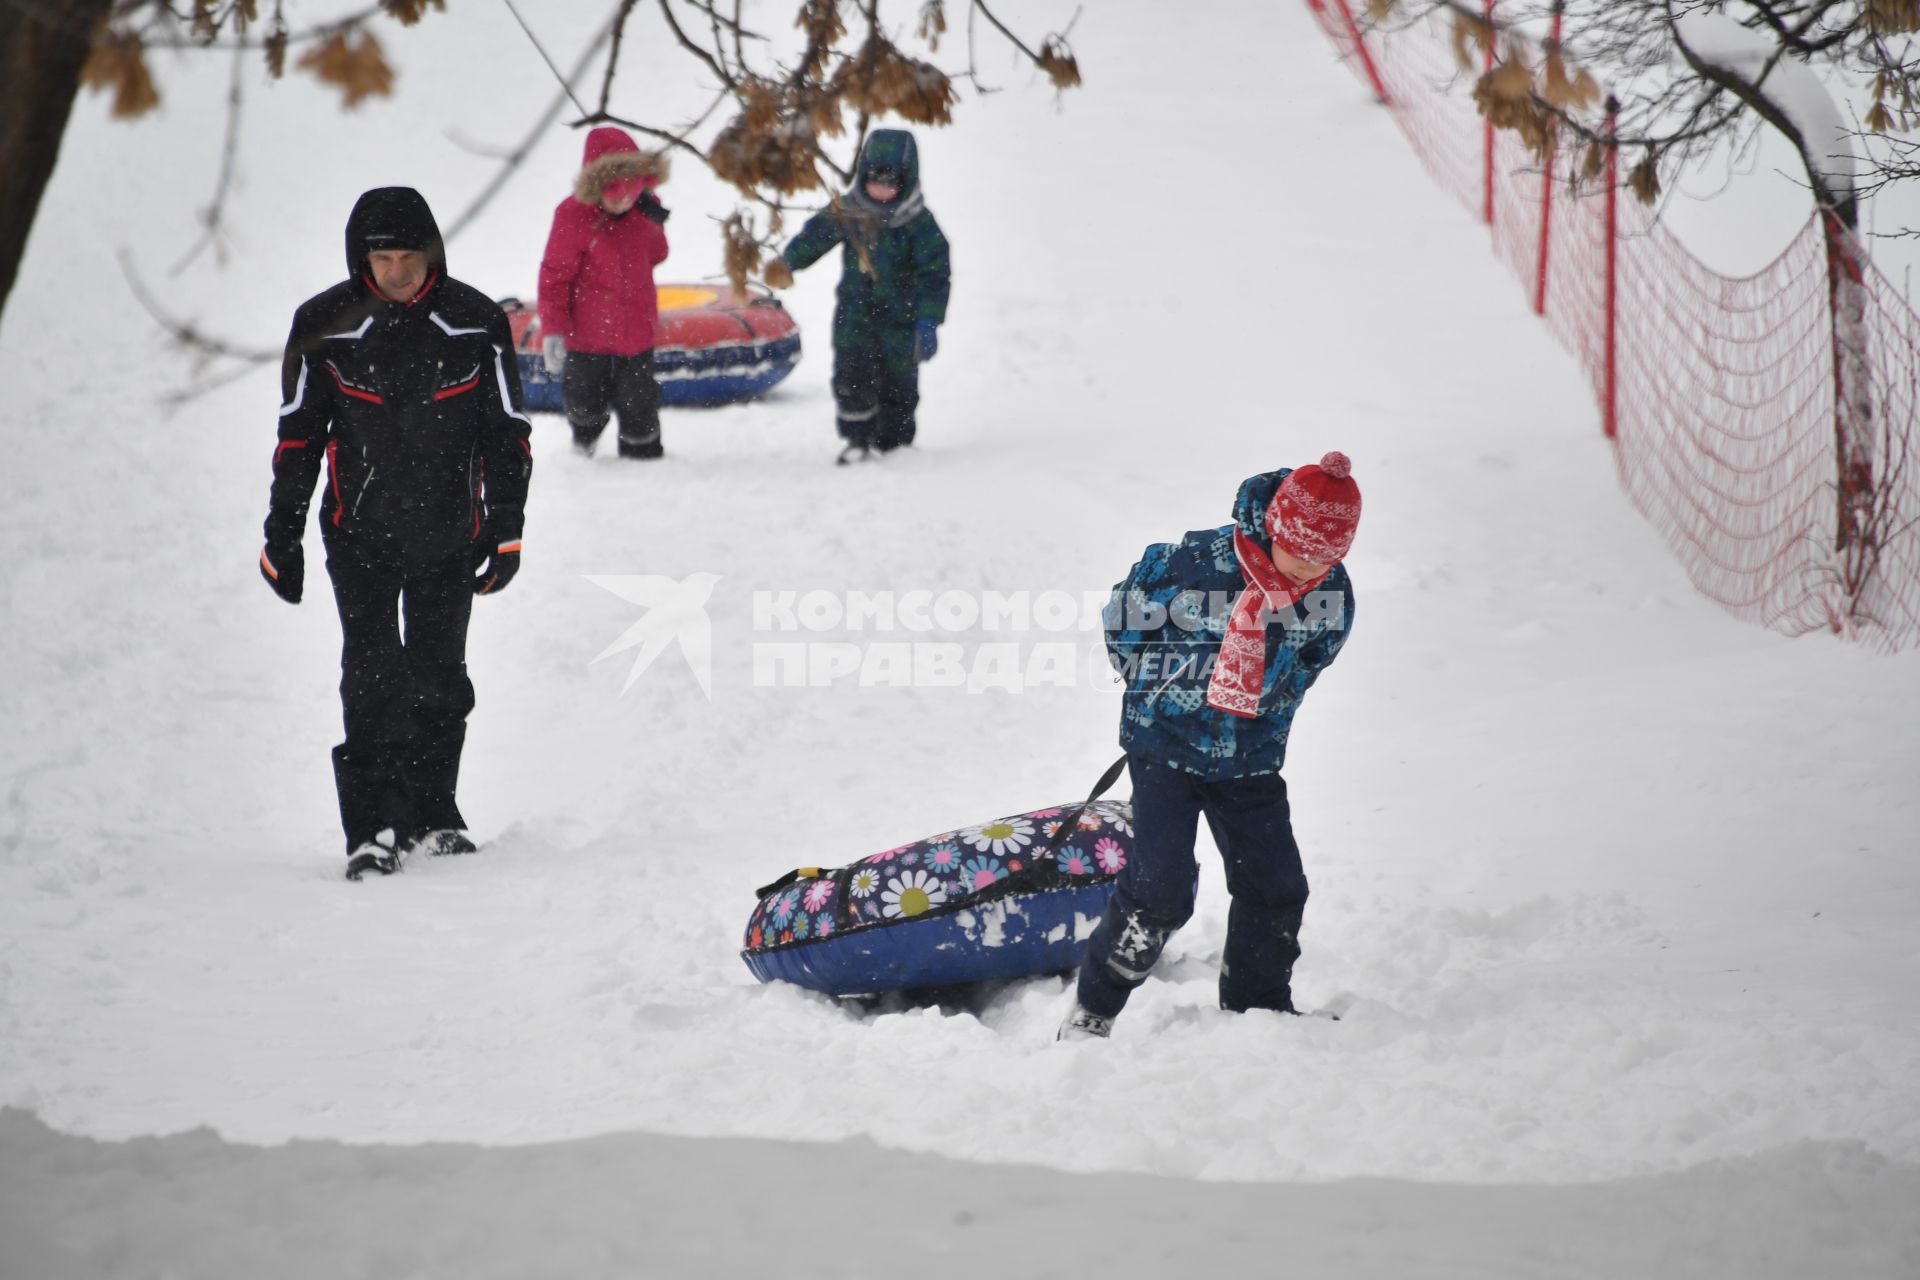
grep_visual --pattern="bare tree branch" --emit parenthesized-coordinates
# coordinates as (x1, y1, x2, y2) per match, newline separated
(501, 0, 591, 118)
(576, 110, 714, 162)
(442, 17, 624, 243)
(656, 0, 737, 90)
(130, 3, 383, 50)
(1377, 0, 1920, 227)
(21, 0, 1087, 370)
(970, 0, 1038, 61)
(167, 41, 246, 276)
(119, 248, 278, 363)
(595, 0, 642, 116)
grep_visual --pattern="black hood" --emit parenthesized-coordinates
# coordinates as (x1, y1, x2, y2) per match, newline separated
(344, 187, 446, 280)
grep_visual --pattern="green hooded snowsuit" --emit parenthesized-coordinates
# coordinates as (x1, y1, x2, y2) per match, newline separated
(780, 129, 951, 450)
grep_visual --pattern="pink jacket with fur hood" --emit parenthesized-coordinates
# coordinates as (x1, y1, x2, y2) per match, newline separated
(538, 127, 670, 356)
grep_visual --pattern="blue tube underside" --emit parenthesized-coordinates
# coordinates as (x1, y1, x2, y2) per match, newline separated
(742, 883, 1116, 997)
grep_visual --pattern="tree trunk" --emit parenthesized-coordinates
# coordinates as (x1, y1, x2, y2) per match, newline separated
(0, 0, 111, 327)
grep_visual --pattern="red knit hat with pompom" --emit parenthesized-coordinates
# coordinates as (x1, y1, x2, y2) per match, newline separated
(1266, 452, 1362, 564)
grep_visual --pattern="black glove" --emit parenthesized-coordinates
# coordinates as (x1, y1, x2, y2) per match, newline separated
(638, 193, 670, 225)
(473, 541, 521, 596)
(259, 541, 303, 604)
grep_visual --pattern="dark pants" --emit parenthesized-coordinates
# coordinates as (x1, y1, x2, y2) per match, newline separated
(1075, 755, 1309, 1018)
(326, 548, 475, 853)
(832, 341, 919, 451)
(564, 350, 661, 455)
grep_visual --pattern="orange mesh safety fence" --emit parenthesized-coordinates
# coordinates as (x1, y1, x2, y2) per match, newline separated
(1304, 2, 1920, 650)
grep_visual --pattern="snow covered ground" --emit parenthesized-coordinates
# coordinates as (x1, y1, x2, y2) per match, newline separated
(2, 1, 1917, 1275)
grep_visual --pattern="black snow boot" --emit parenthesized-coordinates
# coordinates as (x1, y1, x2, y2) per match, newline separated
(410, 829, 477, 858)
(345, 828, 401, 881)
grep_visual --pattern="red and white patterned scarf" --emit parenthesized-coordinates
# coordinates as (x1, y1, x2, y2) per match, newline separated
(1205, 529, 1327, 719)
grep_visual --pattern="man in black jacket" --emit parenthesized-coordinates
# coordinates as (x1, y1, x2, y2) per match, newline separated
(259, 187, 533, 881)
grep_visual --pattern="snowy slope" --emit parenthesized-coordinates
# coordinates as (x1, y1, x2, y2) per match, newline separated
(1, 1, 1916, 1274)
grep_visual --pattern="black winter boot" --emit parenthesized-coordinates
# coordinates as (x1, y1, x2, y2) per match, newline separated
(409, 829, 477, 858)
(345, 828, 401, 881)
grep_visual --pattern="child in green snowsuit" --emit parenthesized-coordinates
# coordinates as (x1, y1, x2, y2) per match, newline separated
(764, 129, 951, 458)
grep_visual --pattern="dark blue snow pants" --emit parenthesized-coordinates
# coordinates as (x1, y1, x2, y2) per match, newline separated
(831, 329, 919, 451)
(1075, 755, 1309, 1018)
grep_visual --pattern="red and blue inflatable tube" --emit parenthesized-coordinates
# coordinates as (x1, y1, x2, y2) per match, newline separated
(501, 283, 802, 411)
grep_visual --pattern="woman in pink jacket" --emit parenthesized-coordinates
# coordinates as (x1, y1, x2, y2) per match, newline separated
(538, 127, 671, 459)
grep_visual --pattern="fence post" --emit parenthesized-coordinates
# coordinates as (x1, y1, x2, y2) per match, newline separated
(1532, 5, 1564, 316)
(1483, 0, 1497, 225)
(1329, 0, 1391, 105)
(1822, 209, 1878, 620)
(1603, 97, 1618, 441)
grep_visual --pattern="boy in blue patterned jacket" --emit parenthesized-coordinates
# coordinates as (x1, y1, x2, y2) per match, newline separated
(1061, 454, 1362, 1040)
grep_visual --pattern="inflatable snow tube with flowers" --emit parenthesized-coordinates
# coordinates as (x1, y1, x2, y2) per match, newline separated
(741, 799, 1133, 998)
(501, 283, 802, 411)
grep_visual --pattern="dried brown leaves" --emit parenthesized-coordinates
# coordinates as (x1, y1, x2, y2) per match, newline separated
(1038, 35, 1081, 90)
(1869, 69, 1920, 133)
(797, 0, 848, 49)
(704, 4, 1077, 276)
(81, 30, 161, 120)
(1472, 54, 1556, 158)
(264, 26, 289, 79)
(711, 1, 1071, 214)
(739, 79, 784, 135)
(710, 113, 827, 196)
(1469, 37, 1602, 163)
(723, 212, 761, 300)
(794, 0, 845, 78)
(834, 37, 958, 126)
(708, 77, 835, 193)
(918, 1, 947, 52)
(380, 0, 447, 26)
(1451, 12, 1495, 71)
(1628, 152, 1660, 204)
(1580, 140, 1607, 183)
(1541, 44, 1600, 113)
(183, 1, 264, 40)
(297, 30, 395, 110)
(1865, 0, 1920, 35)
(802, 88, 848, 140)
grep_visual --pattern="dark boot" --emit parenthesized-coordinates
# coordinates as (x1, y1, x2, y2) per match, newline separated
(346, 828, 401, 881)
(408, 828, 477, 858)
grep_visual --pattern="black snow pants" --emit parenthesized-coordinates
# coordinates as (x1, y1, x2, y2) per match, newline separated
(564, 350, 661, 456)
(326, 545, 476, 852)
